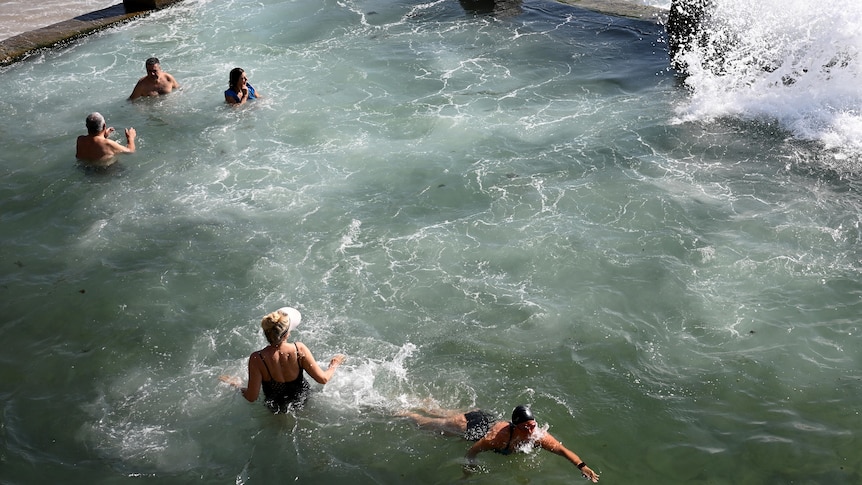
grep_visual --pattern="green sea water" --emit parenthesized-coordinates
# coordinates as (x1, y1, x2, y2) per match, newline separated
(1, 0, 861, 483)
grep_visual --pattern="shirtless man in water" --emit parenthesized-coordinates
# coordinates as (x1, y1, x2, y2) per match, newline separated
(75, 112, 136, 167)
(128, 57, 180, 100)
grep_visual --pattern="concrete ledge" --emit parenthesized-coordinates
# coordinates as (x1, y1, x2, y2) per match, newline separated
(557, 0, 665, 22)
(0, 1, 183, 66)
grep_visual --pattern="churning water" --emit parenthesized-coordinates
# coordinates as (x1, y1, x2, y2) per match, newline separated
(1, 0, 860, 483)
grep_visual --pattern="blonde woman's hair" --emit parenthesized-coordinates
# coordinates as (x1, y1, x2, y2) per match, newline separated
(261, 311, 289, 344)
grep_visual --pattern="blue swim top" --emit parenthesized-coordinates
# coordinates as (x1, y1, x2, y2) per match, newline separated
(225, 83, 256, 103)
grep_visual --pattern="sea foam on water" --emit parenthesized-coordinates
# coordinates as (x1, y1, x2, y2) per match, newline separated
(674, 0, 862, 164)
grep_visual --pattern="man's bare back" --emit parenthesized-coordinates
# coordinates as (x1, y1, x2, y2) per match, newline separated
(76, 113, 136, 167)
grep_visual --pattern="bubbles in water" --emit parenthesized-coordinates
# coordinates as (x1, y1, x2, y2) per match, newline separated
(323, 342, 420, 411)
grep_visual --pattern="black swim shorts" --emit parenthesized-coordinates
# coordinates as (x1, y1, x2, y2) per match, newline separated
(464, 410, 497, 441)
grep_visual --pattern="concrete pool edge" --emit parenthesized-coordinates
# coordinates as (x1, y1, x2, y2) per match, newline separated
(557, 0, 665, 22)
(0, 1, 184, 67)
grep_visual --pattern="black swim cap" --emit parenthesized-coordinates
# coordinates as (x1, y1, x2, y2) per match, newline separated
(511, 405, 535, 425)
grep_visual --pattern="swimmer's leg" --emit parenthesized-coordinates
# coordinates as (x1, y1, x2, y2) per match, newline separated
(397, 411, 467, 436)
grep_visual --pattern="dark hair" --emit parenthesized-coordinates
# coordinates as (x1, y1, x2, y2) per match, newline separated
(145, 57, 160, 67)
(511, 405, 534, 425)
(229, 67, 245, 90)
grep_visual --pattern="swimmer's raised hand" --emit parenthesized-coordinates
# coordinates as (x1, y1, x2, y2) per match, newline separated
(329, 354, 346, 368)
(219, 375, 242, 388)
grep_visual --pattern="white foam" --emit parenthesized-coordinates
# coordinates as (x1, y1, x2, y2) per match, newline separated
(675, 0, 862, 163)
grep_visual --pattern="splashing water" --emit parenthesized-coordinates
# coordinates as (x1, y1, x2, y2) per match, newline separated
(675, 0, 862, 164)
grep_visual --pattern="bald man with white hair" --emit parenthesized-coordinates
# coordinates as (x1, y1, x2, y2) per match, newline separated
(75, 112, 136, 167)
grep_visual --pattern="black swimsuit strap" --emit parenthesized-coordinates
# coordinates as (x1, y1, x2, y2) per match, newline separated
(260, 345, 303, 382)
(504, 423, 515, 452)
(257, 351, 273, 380)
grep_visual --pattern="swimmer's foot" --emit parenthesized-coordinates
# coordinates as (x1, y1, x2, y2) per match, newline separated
(394, 409, 422, 419)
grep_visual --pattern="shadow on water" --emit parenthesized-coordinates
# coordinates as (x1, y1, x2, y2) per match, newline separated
(459, 0, 524, 17)
(74, 5, 130, 22)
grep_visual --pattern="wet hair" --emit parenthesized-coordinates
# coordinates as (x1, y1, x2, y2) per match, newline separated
(511, 405, 535, 425)
(261, 310, 290, 345)
(85, 112, 106, 134)
(229, 67, 245, 90)
(145, 57, 160, 67)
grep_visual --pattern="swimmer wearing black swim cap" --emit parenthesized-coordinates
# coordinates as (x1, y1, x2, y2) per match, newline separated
(399, 404, 600, 482)
(511, 405, 535, 425)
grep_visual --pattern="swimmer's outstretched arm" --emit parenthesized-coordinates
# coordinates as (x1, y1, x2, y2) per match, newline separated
(462, 435, 502, 477)
(465, 438, 493, 463)
(297, 342, 345, 384)
(219, 352, 263, 402)
(538, 433, 599, 482)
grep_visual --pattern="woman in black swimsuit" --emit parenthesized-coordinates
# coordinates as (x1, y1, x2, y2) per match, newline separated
(220, 306, 345, 413)
(400, 405, 600, 482)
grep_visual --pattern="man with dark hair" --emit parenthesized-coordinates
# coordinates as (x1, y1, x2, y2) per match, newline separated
(75, 112, 136, 166)
(129, 57, 180, 100)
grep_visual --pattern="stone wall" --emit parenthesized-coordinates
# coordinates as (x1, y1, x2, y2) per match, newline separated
(0, 0, 183, 66)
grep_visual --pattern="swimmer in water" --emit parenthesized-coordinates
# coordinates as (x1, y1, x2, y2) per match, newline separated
(75, 112, 136, 167)
(220, 306, 345, 413)
(224, 67, 261, 105)
(129, 57, 180, 100)
(400, 405, 600, 482)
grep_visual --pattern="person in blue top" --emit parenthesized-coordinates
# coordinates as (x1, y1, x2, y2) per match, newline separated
(400, 405, 600, 482)
(225, 67, 261, 105)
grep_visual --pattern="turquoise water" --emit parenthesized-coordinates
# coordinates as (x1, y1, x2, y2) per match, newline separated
(1, 0, 861, 483)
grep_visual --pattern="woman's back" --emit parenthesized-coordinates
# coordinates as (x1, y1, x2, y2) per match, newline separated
(256, 343, 310, 412)
(219, 306, 345, 413)
(256, 342, 303, 382)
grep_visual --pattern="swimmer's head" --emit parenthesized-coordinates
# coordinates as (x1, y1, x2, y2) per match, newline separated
(85, 112, 106, 134)
(229, 67, 246, 89)
(261, 306, 302, 344)
(511, 405, 535, 425)
(145, 57, 161, 76)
